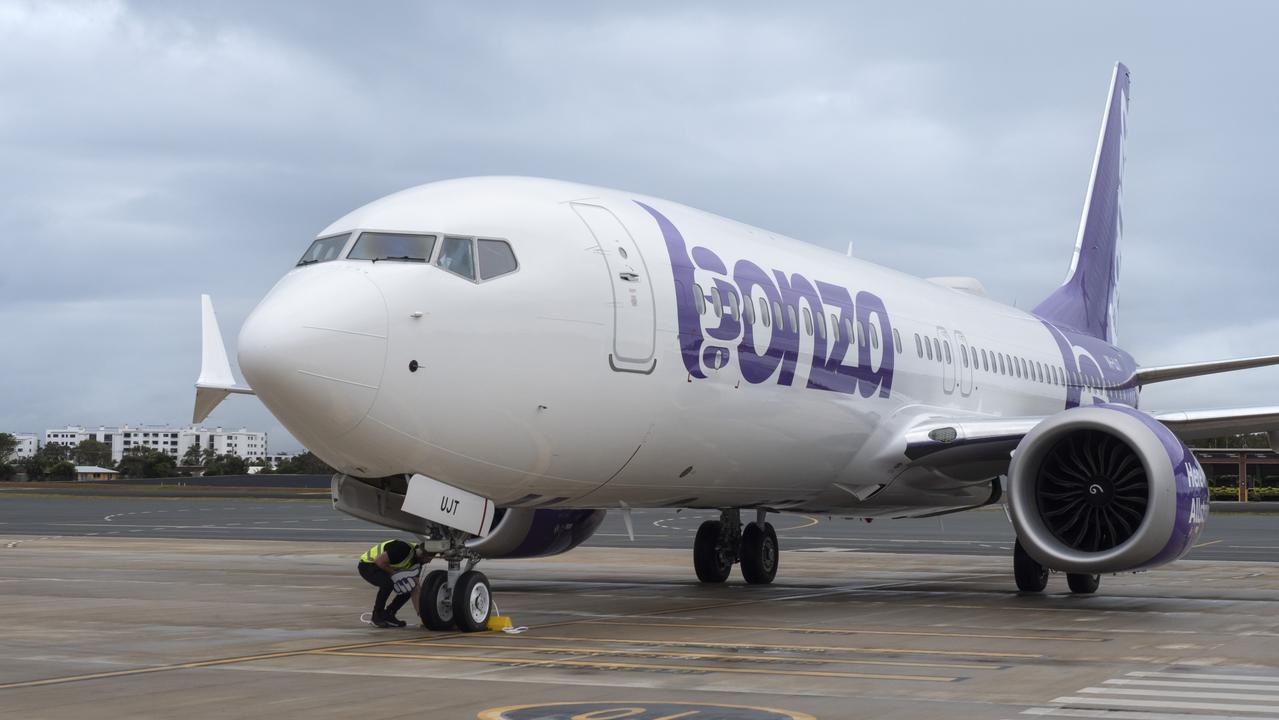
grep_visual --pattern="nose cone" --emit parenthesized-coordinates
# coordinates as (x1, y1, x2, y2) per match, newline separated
(239, 265, 388, 445)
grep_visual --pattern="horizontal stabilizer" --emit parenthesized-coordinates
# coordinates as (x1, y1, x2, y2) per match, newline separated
(1131, 353, 1279, 386)
(194, 294, 253, 423)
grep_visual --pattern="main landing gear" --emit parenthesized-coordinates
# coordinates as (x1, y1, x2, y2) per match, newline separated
(694, 509, 779, 584)
(1012, 539, 1100, 595)
(418, 532, 493, 632)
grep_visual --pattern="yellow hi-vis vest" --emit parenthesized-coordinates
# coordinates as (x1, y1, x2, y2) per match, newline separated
(360, 540, 418, 570)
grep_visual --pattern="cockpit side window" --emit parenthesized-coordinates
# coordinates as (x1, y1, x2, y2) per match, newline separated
(297, 233, 350, 266)
(349, 232, 436, 262)
(436, 236, 476, 280)
(477, 239, 518, 280)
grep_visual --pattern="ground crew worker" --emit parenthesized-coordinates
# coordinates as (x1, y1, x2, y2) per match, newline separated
(357, 539, 429, 627)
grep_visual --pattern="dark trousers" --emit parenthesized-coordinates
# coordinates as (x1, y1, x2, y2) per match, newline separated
(358, 561, 411, 616)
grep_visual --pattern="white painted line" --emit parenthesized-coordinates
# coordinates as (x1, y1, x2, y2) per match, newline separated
(1080, 687, 1279, 702)
(1109, 679, 1279, 692)
(1023, 705, 1279, 720)
(1129, 672, 1279, 683)
(1053, 695, 1279, 714)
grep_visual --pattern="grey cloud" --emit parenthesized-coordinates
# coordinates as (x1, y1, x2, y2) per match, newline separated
(4, 0, 1279, 449)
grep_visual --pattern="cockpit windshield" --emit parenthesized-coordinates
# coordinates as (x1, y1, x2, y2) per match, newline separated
(297, 234, 350, 266)
(349, 232, 436, 263)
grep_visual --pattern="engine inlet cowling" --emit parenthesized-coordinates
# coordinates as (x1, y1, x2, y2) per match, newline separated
(1008, 404, 1208, 574)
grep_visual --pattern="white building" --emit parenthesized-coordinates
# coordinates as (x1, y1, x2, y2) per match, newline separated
(44, 425, 268, 463)
(8, 433, 37, 459)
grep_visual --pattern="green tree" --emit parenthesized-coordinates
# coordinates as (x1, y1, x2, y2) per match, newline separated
(0, 433, 17, 464)
(38, 443, 70, 463)
(72, 439, 113, 467)
(46, 460, 76, 482)
(116, 447, 176, 479)
(17, 456, 44, 481)
(0, 432, 16, 482)
(276, 451, 334, 475)
(203, 454, 248, 476)
(181, 445, 205, 466)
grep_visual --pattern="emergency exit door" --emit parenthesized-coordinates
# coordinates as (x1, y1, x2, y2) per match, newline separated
(572, 202, 657, 373)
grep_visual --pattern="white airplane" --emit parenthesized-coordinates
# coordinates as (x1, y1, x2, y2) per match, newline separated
(196, 62, 1279, 632)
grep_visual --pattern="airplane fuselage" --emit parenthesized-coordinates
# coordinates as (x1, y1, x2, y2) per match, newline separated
(238, 176, 1139, 516)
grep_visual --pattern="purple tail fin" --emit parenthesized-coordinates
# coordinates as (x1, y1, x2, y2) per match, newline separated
(1033, 62, 1130, 344)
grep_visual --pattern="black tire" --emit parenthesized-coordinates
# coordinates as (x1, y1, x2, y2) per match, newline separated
(452, 570, 492, 633)
(740, 522, 778, 585)
(693, 520, 732, 583)
(1014, 540, 1049, 593)
(1067, 573, 1100, 594)
(419, 570, 454, 631)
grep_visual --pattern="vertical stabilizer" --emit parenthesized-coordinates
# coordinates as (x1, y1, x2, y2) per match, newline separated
(1033, 62, 1130, 343)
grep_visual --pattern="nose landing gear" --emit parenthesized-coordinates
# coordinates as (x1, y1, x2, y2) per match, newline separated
(418, 531, 493, 632)
(693, 509, 779, 585)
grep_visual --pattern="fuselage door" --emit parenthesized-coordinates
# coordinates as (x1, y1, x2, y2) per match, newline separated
(571, 202, 657, 373)
(955, 329, 974, 397)
(937, 326, 957, 394)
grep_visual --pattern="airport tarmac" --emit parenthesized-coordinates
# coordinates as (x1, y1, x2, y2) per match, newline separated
(2, 532, 1279, 720)
(1, 494, 1278, 561)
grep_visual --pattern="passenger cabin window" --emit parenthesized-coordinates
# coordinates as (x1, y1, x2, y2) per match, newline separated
(998, 354, 1006, 374)
(932, 338, 941, 361)
(710, 286, 723, 317)
(845, 318, 855, 344)
(726, 288, 740, 321)
(760, 298, 770, 327)
(915, 333, 923, 357)
(943, 341, 951, 364)
(961, 345, 969, 368)
(803, 307, 813, 336)
(893, 329, 902, 353)
(870, 324, 879, 349)
(477, 239, 518, 279)
(787, 305, 798, 332)
(926, 338, 934, 360)
(815, 311, 826, 340)
(437, 236, 476, 280)
(774, 302, 784, 330)
(693, 284, 706, 314)
(349, 232, 435, 263)
(297, 233, 350, 266)
(831, 315, 841, 342)
(743, 295, 755, 325)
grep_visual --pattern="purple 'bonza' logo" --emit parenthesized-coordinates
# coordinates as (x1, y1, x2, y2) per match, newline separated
(637, 201, 894, 398)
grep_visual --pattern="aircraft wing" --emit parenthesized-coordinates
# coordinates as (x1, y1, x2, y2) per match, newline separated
(904, 406, 1279, 466)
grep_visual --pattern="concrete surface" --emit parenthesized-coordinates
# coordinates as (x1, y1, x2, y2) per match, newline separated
(1, 536, 1278, 719)
(1, 495, 1277, 561)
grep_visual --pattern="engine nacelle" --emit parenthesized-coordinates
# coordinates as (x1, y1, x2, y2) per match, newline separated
(1008, 404, 1208, 574)
(466, 508, 606, 559)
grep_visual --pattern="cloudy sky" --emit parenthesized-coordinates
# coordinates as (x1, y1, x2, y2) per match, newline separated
(3, 1, 1277, 452)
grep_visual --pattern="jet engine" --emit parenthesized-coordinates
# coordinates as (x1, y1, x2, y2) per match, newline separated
(1007, 405, 1209, 574)
(331, 473, 605, 559)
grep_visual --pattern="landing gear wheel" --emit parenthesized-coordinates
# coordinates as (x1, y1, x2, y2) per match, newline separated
(1014, 540, 1049, 593)
(1067, 573, 1100, 594)
(694, 520, 733, 583)
(419, 569, 454, 630)
(740, 522, 778, 585)
(452, 570, 492, 633)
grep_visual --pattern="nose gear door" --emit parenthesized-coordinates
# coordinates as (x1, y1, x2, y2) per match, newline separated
(572, 202, 657, 373)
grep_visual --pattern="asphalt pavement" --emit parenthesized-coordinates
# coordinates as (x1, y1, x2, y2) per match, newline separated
(0, 495, 1275, 562)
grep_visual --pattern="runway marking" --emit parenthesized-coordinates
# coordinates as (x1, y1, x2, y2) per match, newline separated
(1107, 678, 1279, 692)
(1049, 696, 1279, 714)
(1129, 671, 1279, 683)
(513, 634, 1039, 659)
(1021, 707, 1279, 719)
(586, 619, 1103, 643)
(315, 649, 959, 682)
(405, 639, 997, 670)
(1078, 687, 1279, 702)
(1195, 539, 1225, 548)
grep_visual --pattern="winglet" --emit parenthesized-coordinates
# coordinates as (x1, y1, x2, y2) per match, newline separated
(194, 294, 254, 423)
